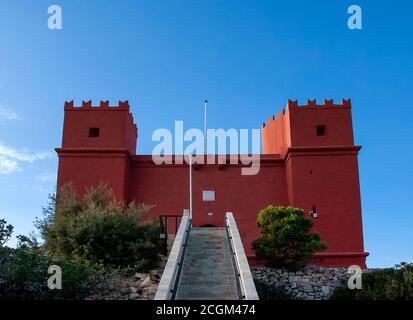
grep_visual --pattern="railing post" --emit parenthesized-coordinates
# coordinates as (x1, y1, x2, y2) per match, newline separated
(175, 216, 178, 234)
(155, 209, 191, 300)
(165, 216, 168, 237)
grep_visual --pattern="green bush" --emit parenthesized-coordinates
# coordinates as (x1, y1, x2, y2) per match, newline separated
(0, 227, 100, 300)
(252, 205, 327, 271)
(43, 184, 162, 271)
(331, 262, 413, 300)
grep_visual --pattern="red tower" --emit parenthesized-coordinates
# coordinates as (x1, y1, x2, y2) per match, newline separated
(56, 98, 368, 268)
(56, 100, 137, 201)
(262, 99, 367, 267)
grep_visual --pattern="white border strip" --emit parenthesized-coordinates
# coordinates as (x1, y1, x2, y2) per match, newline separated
(226, 212, 259, 300)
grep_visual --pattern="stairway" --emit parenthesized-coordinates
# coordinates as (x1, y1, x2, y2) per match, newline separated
(175, 227, 240, 300)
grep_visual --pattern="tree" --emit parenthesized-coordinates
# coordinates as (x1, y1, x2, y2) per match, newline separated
(42, 183, 161, 270)
(34, 192, 56, 242)
(0, 219, 14, 247)
(252, 205, 327, 271)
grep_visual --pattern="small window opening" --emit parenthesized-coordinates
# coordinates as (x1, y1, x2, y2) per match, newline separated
(89, 127, 100, 138)
(316, 125, 326, 136)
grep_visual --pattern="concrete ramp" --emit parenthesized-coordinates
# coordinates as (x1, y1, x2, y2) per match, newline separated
(176, 227, 240, 300)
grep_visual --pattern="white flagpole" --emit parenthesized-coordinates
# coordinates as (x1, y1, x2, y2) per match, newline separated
(204, 100, 208, 154)
(189, 154, 192, 220)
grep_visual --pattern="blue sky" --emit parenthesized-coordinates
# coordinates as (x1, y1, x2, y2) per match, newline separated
(0, 0, 412, 267)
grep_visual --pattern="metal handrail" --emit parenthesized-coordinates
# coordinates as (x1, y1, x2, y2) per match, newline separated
(225, 217, 244, 300)
(225, 212, 259, 300)
(154, 210, 191, 300)
(159, 214, 182, 255)
(170, 219, 191, 300)
(159, 214, 182, 235)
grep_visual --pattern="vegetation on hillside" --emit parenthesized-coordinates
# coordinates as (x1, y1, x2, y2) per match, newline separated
(332, 262, 413, 300)
(41, 184, 161, 270)
(0, 183, 162, 299)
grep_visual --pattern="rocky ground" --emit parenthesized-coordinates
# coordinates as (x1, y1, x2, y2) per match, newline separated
(85, 269, 162, 300)
(86, 240, 174, 300)
(252, 265, 350, 300)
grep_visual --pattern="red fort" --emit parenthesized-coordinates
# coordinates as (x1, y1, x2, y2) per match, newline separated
(56, 99, 368, 268)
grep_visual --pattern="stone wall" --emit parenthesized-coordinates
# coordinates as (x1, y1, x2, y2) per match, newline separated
(252, 265, 349, 300)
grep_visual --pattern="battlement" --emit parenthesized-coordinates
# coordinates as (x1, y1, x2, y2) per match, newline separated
(61, 99, 138, 154)
(262, 112, 282, 128)
(64, 100, 137, 132)
(287, 98, 351, 109)
(262, 98, 355, 154)
(64, 100, 131, 110)
(262, 99, 352, 129)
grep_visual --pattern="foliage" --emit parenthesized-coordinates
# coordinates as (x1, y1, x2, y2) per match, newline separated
(0, 219, 14, 247)
(16, 234, 39, 250)
(0, 220, 100, 300)
(0, 246, 99, 300)
(254, 279, 292, 300)
(34, 192, 56, 242)
(331, 262, 413, 300)
(43, 183, 161, 271)
(252, 205, 327, 271)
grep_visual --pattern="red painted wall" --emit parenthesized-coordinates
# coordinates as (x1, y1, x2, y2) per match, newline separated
(56, 99, 368, 268)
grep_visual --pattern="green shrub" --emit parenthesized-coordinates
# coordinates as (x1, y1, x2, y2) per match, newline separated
(0, 236, 100, 300)
(252, 205, 327, 271)
(43, 184, 162, 271)
(331, 262, 413, 300)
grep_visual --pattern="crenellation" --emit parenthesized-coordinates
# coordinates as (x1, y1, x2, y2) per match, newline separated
(82, 100, 92, 108)
(64, 100, 74, 109)
(342, 98, 351, 107)
(286, 98, 352, 109)
(287, 99, 298, 108)
(307, 99, 317, 107)
(118, 100, 129, 108)
(324, 99, 334, 107)
(100, 100, 109, 108)
(62, 100, 131, 111)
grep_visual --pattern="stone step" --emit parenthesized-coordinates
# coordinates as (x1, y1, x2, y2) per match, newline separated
(175, 227, 239, 300)
(178, 278, 237, 286)
(177, 285, 238, 294)
(178, 273, 237, 280)
(183, 263, 234, 268)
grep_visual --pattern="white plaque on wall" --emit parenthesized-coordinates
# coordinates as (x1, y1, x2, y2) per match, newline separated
(202, 190, 215, 201)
